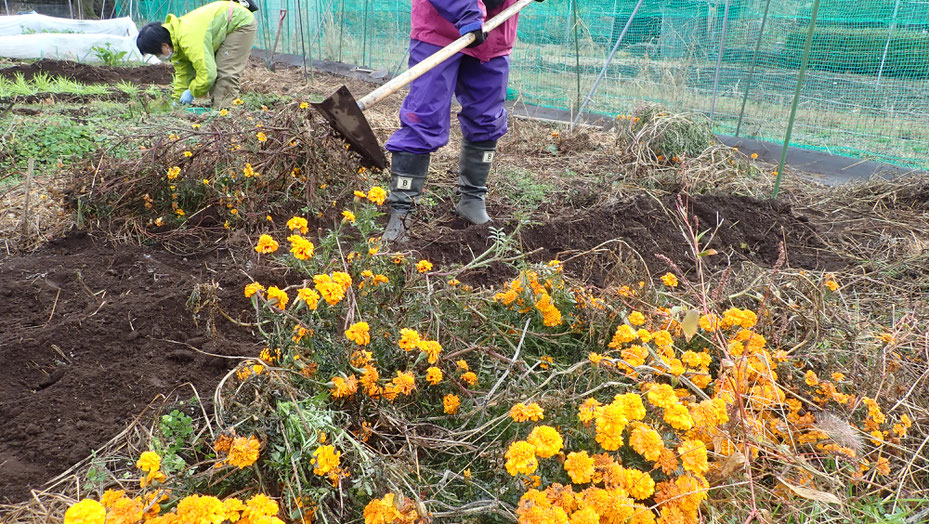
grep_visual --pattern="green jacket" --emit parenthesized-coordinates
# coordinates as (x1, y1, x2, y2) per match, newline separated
(163, 1, 255, 99)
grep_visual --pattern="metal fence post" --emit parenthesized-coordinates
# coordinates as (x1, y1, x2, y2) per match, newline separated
(774, 0, 822, 198)
(877, 0, 901, 84)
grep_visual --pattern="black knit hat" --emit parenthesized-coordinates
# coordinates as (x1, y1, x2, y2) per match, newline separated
(136, 22, 171, 56)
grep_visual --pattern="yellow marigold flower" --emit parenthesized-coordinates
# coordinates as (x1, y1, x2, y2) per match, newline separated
(222, 498, 246, 521)
(595, 402, 628, 451)
(300, 101, 309, 109)
(342, 210, 356, 223)
(661, 272, 679, 287)
(392, 370, 416, 395)
(663, 403, 694, 431)
(461, 371, 478, 387)
(220, 109, 228, 116)
(677, 439, 709, 475)
(456, 359, 469, 372)
(266, 285, 288, 310)
(345, 321, 371, 345)
(136, 451, 161, 473)
(296, 288, 321, 310)
(242, 494, 280, 522)
(316, 280, 344, 305)
(628, 311, 646, 326)
(588, 352, 604, 365)
(615, 392, 646, 421)
(578, 398, 602, 424)
(331, 374, 358, 398)
(64, 499, 106, 524)
(426, 366, 443, 385)
(192, 123, 201, 129)
(527, 425, 563, 458)
(363, 494, 403, 524)
(825, 279, 839, 291)
(100, 489, 125, 508)
(233, 98, 243, 105)
(620, 467, 656, 501)
(805, 370, 819, 387)
(287, 216, 309, 234)
(255, 234, 279, 254)
(416, 259, 433, 273)
(646, 384, 677, 409)
(332, 271, 353, 291)
(652, 330, 673, 348)
(751, 153, 758, 159)
(398, 328, 421, 351)
(699, 313, 720, 331)
(353, 190, 367, 199)
(610, 324, 637, 348)
(286, 234, 314, 260)
(564, 451, 595, 484)
(505, 441, 539, 476)
(510, 402, 544, 422)
(367, 186, 387, 205)
(570, 506, 599, 524)
(227, 436, 260, 468)
(418, 339, 442, 364)
(535, 292, 563, 327)
(312, 445, 342, 476)
(629, 424, 664, 462)
(243, 163, 257, 178)
(444, 394, 461, 414)
(183, 150, 193, 157)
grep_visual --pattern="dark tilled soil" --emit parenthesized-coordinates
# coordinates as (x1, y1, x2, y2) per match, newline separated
(0, 231, 263, 503)
(0, 59, 172, 85)
(415, 193, 847, 287)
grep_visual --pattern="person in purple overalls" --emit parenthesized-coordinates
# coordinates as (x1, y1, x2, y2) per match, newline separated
(383, 0, 540, 242)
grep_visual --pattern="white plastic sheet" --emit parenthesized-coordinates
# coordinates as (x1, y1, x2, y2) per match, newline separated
(0, 13, 138, 37)
(0, 33, 159, 64)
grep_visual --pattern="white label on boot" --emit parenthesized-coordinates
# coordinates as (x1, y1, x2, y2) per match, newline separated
(396, 176, 413, 190)
(482, 151, 495, 163)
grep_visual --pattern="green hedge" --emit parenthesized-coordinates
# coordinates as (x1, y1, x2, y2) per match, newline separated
(784, 26, 929, 79)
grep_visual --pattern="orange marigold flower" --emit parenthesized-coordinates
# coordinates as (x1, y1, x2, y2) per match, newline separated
(677, 439, 709, 475)
(296, 288, 320, 310)
(312, 445, 341, 476)
(417, 259, 433, 273)
(564, 451, 595, 484)
(527, 425, 563, 458)
(505, 441, 538, 476)
(136, 451, 161, 473)
(266, 285, 289, 310)
(244, 282, 264, 298)
(628, 311, 646, 326)
(629, 424, 664, 462)
(331, 374, 358, 398)
(510, 402, 545, 422)
(443, 394, 461, 414)
(398, 328, 421, 351)
(661, 272, 678, 287)
(367, 186, 387, 205)
(287, 216, 309, 234)
(426, 366, 443, 385)
(392, 370, 416, 395)
(461, 371, 478, 387)
(418, 340, 443, 364)
(345, 321, 371, 345)
(226, 436, 260, 468)
(255, 234, 279, 254)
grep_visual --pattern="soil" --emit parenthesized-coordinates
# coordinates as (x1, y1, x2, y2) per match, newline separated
(0, 231, 266, 504)
(0, 59, 173, 85)
(414, 193, 847, 288)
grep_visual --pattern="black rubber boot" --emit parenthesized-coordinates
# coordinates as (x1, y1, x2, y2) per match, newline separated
(456, 139, 496, 225)
(383, 151, 429, 243)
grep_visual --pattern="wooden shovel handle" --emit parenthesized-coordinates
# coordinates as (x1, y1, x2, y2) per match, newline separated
(356, 0, 536, 111)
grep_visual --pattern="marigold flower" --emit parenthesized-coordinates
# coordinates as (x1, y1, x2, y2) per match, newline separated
(363, 493, 403, 524)
(578, 397, 602, 424)
(398, 328, 421, 351)
(588, 352, 605, 366)
(444, 394, 461, 414)
(510, 402, 544, 422)
(527, 425, 563, 458)
(166, 166, 181, 180)
(345, 321, 371, 345)
(564, 451, 595, 484)
(570, 506, 599, 524)
(64, 499, 106, 524)
(332, 271, 353, 291)
(456, 359, 470, 372)
(661, 272, 679, 287)
(825, 279, 839, 291)
(266, 285, 289, 309)
(287, 216, 309, 234)
(628, 311, 646, 326)
(627, 424, 663, 462)
(255, 234, 279, 254)
(426, 366, 443, 385)
(312, 445, 341, 476)
(615, 392, 646, 421)
(663, 403, 694, 431)
(183, 150, 193, 157)
(646, 384, 677, 409)
(392, 370, 416, 395)
(418, 339, 442, 364)
(461, 371, 478, 387)
(367, 186, 387, 205)
(342, 210, 356, 223)
(296, 288, 320, 310)
(535, 292, 563, 327)
(677, 439, 708, 475)
(331, 374, 358, 398)
(595, 402, 628, 451)
(136, 451, 161, 473)
(225, 436, 260, 469)
(652, 330, 673, 348)
(416, 259, 433, 273)
(243, 163, 257, 178)
(505, 440, 539, 476)
(222, 498, 246, 521)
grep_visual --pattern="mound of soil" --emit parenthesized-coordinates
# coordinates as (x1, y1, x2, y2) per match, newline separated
(416, 193, 847, 287)
(0, 59, 172, 85)
(0, 231, 263, 503)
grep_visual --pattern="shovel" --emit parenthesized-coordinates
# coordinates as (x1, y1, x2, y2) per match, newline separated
(313, 0, 537, 170)
(267, 9, 287, 71)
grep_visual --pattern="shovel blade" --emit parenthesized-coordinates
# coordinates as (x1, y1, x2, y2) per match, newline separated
(312, 85, 387, 170)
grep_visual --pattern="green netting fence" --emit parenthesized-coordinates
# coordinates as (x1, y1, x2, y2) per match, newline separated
(119, 0, 929, 169)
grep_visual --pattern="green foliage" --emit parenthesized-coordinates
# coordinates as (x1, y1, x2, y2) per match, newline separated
(2, 113, 104, 171)
(784, 27, 929, 79)
(91, 42, 130, 67)
(153, 408, 196, 474)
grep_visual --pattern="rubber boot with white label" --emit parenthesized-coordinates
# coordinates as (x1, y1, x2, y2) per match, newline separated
(383, 151, 430, 243)
(455, 139, 496, 225)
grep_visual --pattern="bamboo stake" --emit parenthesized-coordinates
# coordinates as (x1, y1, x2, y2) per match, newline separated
(773, 0, 822, 198)
(20, 158, 35, 237)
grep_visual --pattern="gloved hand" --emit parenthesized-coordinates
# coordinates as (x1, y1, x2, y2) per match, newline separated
(179, 89, 194, 105)
(466, 29, 486, 48)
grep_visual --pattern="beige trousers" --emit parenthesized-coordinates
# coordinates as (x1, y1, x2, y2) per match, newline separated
(210, 18, 258, 109)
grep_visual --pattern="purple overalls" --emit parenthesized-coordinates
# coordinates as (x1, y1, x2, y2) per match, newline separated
(384, 0, 520, 154)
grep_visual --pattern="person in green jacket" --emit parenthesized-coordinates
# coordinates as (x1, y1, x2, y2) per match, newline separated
(137, 1, 257, 109)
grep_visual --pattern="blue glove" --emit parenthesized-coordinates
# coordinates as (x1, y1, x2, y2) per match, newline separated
(179, 89, 194, 104)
